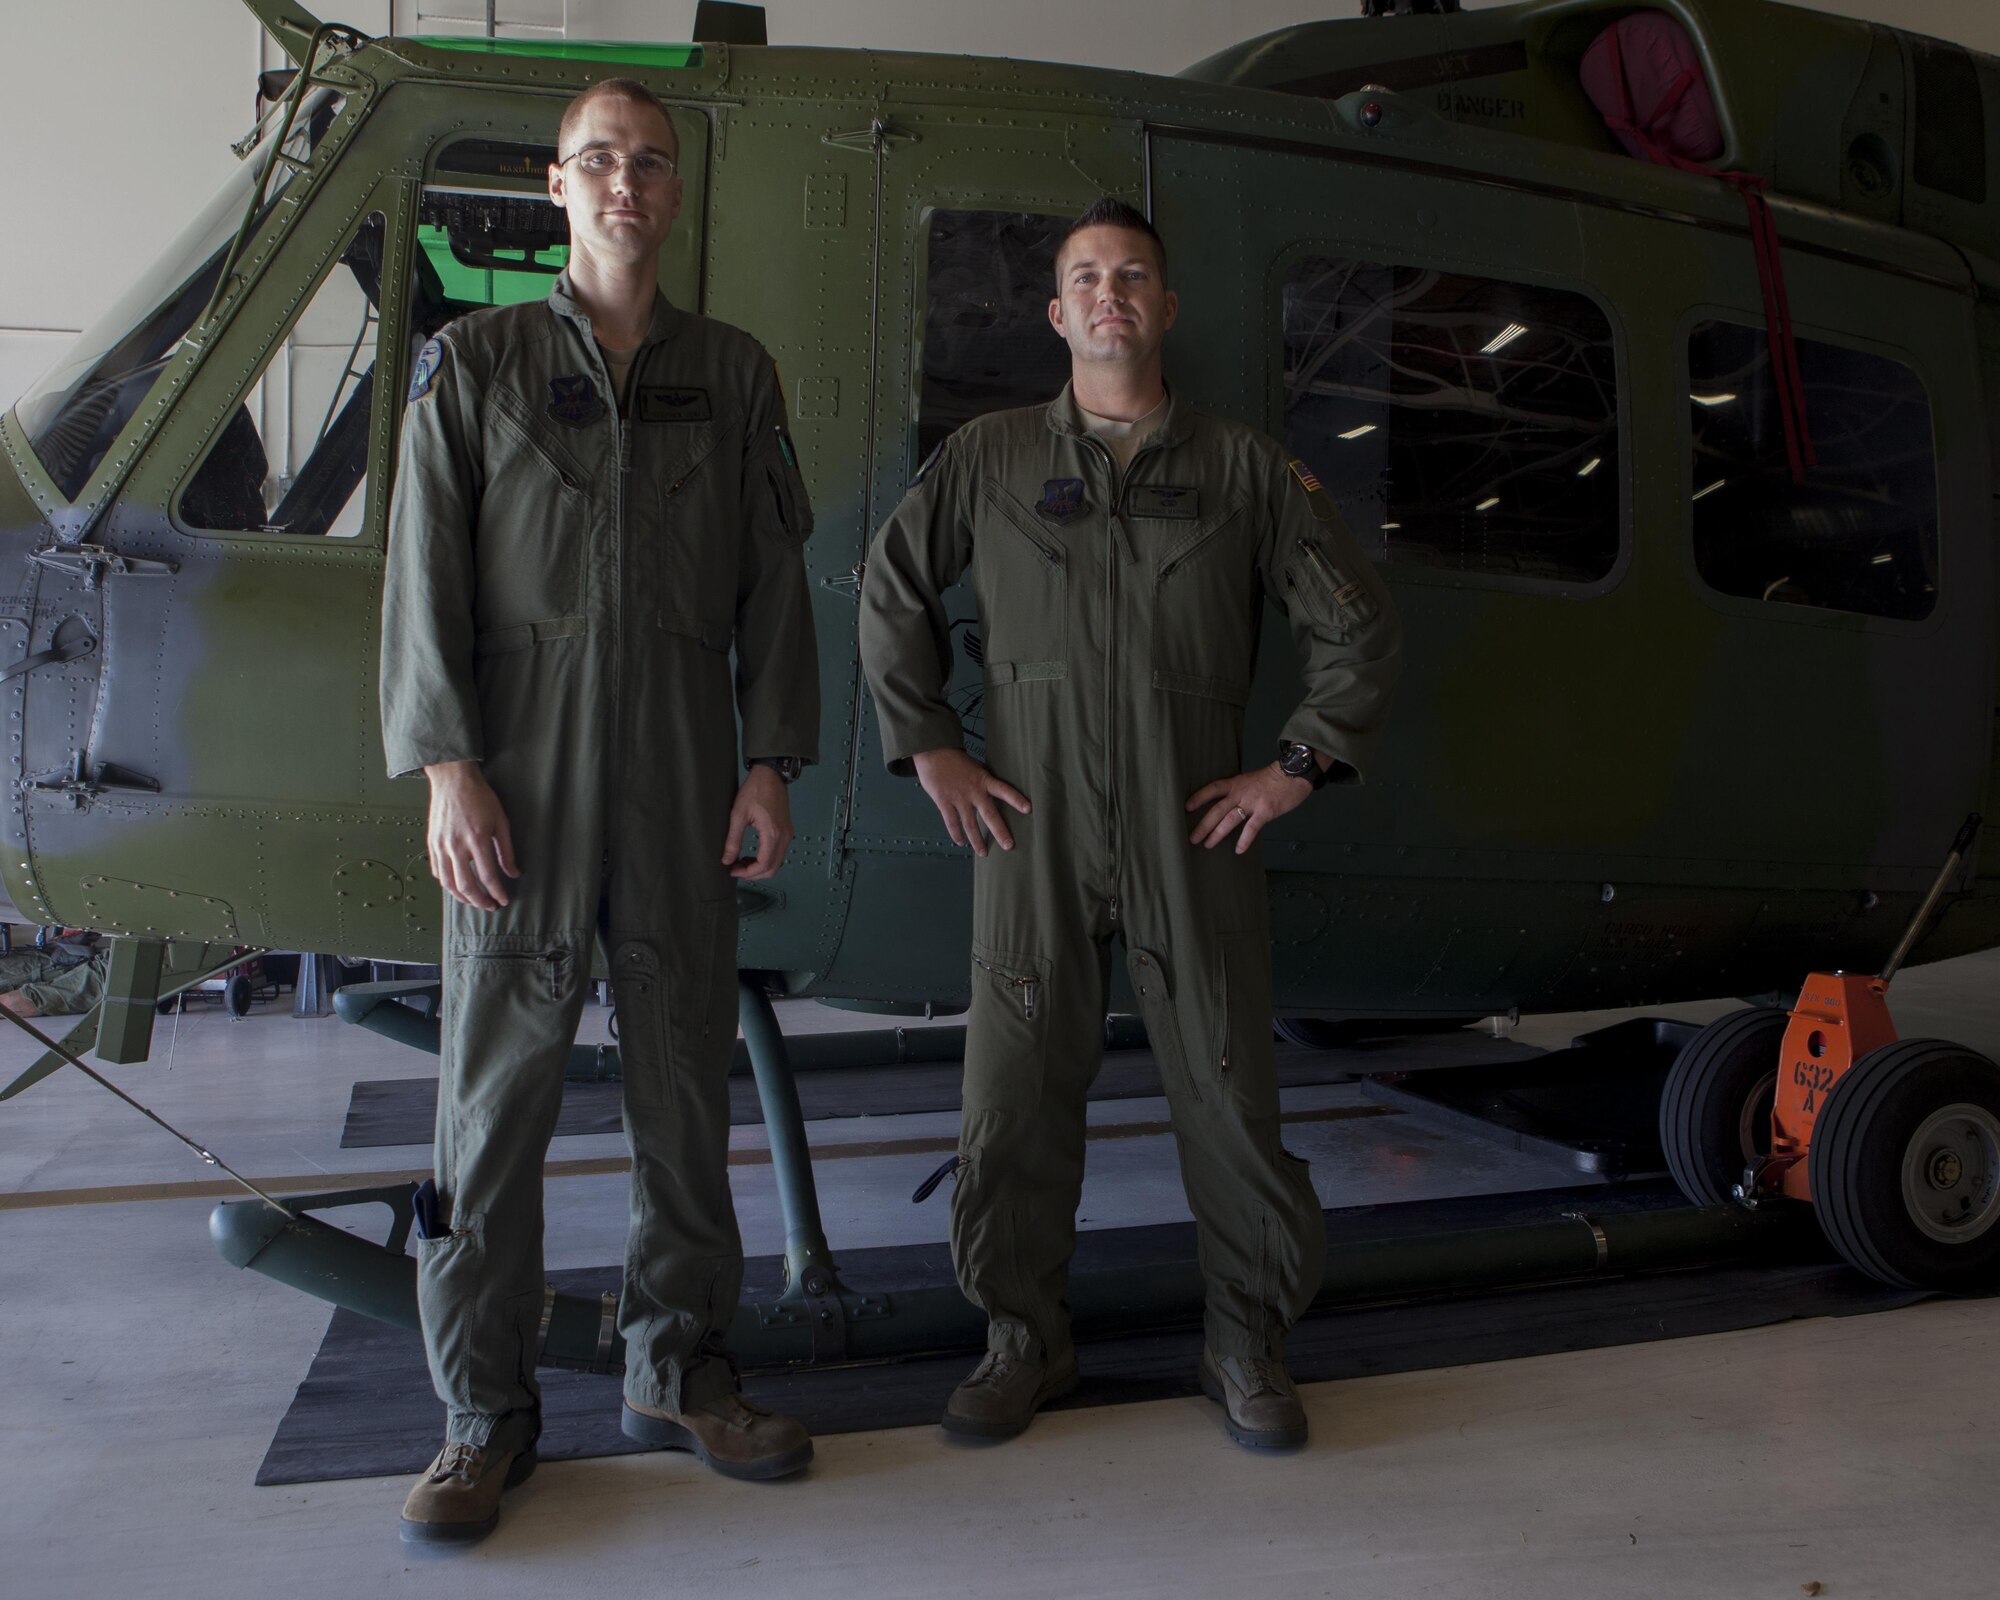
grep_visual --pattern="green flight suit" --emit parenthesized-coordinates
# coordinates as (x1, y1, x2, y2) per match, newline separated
(859, 384, 1400, 1368)
(380, 274, 818, 1456)
(0, 942, 105, 1015)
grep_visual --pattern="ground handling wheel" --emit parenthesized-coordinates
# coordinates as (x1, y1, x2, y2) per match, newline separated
(1659, 1007, 1788, 1206)
(225, 974, 253, 1018)
(1808, 1039, 2000, 1291)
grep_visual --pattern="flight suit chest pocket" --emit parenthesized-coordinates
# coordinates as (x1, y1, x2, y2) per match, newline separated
(1151, 506, 1253, 705)
(648, 417, 731, 624)
(481, 392, 589, 628)
(974, 483, 1068, 675)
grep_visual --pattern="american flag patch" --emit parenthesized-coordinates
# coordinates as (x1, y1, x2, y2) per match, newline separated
(1289, 460, 1323, 494)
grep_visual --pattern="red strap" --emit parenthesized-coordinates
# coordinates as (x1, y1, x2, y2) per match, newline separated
(1602, 21, 1814, 483)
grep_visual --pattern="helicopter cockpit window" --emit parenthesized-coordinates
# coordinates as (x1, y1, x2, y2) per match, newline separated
(1687, 321, 1937, 622)
(1282, 258, 1621, 586)
(15, 89, 345, 503)
(180, 211, 388, 538)
(917, 211, 1073, 464)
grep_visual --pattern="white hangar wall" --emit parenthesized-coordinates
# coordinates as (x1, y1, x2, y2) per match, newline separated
(1, 0, 1996, 407)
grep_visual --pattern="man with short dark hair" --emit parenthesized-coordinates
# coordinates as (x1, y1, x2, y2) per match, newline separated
(382, 76, 820, 1542)
(860, 196, 1402, 1449)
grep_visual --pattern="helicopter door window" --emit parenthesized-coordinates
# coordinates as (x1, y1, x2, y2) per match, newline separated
(1688, 321, 1938, 622)
(180, 210, 388, 538)
(419, 139, 571, 320)
(14, 88, 345, 503)
(917, 211, 1074, 464)
(1281, 257, 1621, 587)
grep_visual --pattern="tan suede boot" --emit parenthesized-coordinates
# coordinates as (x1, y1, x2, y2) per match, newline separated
(1199, 1350, 1309, 1450)
(621, 1392, 813, 1480)
(398, 1441, 535, 1544)
(940, 1350, 1080, 1440)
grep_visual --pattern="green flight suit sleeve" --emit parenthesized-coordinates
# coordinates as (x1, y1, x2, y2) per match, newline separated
(735, 358, 820, 766)
(380, 330, 485, 780)
(1261, 455, 1404, 783)
(858, 436, 975, 776)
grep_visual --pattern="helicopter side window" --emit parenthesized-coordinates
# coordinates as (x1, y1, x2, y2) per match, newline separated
(1688, 321, 1937, 622)
(15, 89, 345, 503)
(1282, 258, 1621, 586)
(180, 211, 388, 538)
(917, 211, 1073, 465)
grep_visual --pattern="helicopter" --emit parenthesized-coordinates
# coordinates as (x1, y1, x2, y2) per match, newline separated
(5, 0, 2000, 1321)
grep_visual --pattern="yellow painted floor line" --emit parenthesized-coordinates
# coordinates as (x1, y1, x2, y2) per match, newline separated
(0, 1104, 1393, 1211)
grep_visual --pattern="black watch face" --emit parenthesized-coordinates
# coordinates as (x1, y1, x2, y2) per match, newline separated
(1279, 743, 1315, 778)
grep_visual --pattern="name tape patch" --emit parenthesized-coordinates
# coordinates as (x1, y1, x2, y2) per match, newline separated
(1127, 485, 1200, 521)
(638, 386, 712, 424)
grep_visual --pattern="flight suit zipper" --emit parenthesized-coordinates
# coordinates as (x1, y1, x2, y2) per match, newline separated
(971, 953, 1040, 1021)
(1080, 435, 1123, 926)
(602, 335, 636, 879)
(1095, 427, 1175, 927)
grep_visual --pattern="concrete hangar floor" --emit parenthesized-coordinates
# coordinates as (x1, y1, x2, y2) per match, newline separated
(3, 955, 1999, 1599)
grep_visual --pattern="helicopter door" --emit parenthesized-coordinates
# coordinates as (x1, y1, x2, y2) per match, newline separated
(812, 111, 1144, 1001)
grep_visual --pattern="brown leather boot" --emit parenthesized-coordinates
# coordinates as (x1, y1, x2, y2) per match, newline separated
(621, 1391, 814, 1480)
(1199, 1350, 1309, 1450)
(398, 1441, 536, 1544)
(941, 1350, 1080, 1440)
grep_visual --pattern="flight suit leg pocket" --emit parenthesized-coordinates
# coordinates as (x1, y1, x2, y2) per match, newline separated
(613, 941, 674, 1112)
(615, 900, 733, 1112)
(1126, 947, 1204, 1105)
(962, 941, 1051, 1116)
(1214, 928, 1279, 1117)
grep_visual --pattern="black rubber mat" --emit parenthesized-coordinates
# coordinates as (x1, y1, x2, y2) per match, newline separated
(254, 1180, 1925, 1486)
(338, 1034, 1545, 1149)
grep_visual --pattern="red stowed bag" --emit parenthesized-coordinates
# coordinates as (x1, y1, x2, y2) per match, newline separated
(1581, 10, 1724, 166)
(1581, 11, 1814, 481)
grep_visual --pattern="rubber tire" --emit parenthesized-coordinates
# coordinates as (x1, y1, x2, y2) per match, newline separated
(1659, 1007, 1788, 1206)
(225, 974, 252, 1018)
(1809, 1039, 2000, 1291)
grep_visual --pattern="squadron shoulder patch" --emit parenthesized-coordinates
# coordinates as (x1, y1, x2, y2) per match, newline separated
(406, 337, 444, 403)
(1037, 478, 1086, 522)
(548, 374, 606, 429)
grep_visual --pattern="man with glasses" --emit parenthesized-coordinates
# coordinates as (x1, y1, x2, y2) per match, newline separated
(382, 78, 820, 1543)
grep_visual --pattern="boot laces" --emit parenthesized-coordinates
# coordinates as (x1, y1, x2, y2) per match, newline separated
(434, 1442, 486, 1481)
(708, 1392, 773, 1429)
(1235, 1358, 1289, 1398)
(967, 1352, 1023, 1392)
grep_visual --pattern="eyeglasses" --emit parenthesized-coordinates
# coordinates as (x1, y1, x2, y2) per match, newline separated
(559, 147, 676, 182)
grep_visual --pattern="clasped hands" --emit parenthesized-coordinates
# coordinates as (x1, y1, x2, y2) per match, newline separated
(912, 747, 1315, 857)
(423, 759, 794, 910)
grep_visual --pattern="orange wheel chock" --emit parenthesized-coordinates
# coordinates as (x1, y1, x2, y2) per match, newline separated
(1763, 974, 1899, 1202)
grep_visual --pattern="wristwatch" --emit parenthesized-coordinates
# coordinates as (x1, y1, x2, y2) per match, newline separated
(1276, 740, 1331, 792)
(749, 756, 805, 784)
